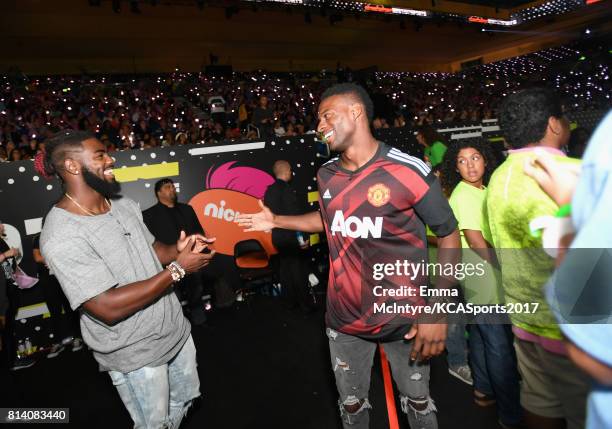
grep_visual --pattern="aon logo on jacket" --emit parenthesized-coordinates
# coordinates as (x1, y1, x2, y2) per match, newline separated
(330, 210, 383, 239)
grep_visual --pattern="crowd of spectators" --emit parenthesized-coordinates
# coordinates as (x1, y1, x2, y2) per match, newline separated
(0, 42, 608, 162)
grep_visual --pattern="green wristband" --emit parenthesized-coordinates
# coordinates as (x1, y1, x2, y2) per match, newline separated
(555, 204, 572, 218)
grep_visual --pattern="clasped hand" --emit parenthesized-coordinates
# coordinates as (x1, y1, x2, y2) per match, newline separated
(177, 231, 216, 254)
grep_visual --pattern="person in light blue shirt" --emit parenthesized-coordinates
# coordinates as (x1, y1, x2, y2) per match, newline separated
(525, 111, 612, 429)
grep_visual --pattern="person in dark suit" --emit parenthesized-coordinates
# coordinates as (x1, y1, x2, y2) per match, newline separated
(143, 178, 208, 325)
(264, 161, 314, 314)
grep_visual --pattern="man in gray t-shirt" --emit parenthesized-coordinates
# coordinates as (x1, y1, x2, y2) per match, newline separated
(42, 197, 188, 372)
(39, 130, 215, 428)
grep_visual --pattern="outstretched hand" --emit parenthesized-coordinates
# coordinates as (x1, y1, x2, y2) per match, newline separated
(235, 200, 276, 232)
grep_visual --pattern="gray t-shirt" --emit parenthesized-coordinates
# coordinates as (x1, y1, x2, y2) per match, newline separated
(40, 197, 190, 373)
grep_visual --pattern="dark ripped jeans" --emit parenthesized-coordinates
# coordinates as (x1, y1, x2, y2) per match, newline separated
(326, 327, 438, 429)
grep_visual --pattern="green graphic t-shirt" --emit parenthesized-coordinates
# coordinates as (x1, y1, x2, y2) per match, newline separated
(486, 148, 578, 339)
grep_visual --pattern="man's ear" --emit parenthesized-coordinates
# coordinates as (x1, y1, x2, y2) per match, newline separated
(64, 158, 81, 175)
(548, 116, 562, 135)
(350, 103, 363, 122)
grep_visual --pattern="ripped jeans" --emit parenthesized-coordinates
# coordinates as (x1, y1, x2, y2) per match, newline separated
(327, 328, 437, 429)
(108, 335, 200, 429)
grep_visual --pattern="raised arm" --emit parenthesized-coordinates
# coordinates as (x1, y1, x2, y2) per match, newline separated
(83, 240, 215, 325)
(236, 200, 324, 233)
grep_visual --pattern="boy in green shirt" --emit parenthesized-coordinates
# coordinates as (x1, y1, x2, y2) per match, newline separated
(417, 125, 448, 168)
(424, 142, 448, 168)
(487, 88, 588, 429)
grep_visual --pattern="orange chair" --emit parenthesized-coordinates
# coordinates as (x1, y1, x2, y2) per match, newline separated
(233, 239, 277, 303)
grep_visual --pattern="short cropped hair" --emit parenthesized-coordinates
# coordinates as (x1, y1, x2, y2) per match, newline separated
(499, 88, 563, 149)
(321, 83, 374, 122)
(154, 178, 174, 196)
(44, 130, 95, 177)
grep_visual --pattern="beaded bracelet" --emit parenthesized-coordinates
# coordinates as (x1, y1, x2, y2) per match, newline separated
(167, 261, 186, 282)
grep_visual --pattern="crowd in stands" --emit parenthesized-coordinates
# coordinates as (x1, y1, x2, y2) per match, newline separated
(0, 42, 609, 162)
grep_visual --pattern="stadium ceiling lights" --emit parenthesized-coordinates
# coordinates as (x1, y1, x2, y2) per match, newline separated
(363, 4, 429, 18)
(243, 0, 431, 19)
(242, 0, 594, 26)
(510, 0, 585, 23)
(468, 16, 517, 26)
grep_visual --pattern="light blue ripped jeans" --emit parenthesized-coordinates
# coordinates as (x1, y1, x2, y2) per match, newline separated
(108, 335, 200, 429)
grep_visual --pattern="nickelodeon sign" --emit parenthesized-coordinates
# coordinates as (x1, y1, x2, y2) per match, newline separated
(189, 189, 277, 257)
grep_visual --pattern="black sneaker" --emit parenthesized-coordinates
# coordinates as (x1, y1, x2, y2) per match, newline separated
(11, 356, 36, 370)
(47, 343, 65, 359)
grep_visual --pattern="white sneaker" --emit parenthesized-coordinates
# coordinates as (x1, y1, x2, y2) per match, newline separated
(61, 336, 74, 346)
(71, 338, 84, 352)
(449, 365, 473, 386)
(47, 343, 65, 359)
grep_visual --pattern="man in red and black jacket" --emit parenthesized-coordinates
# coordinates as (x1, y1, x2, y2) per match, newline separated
(238, 83, 460, 429)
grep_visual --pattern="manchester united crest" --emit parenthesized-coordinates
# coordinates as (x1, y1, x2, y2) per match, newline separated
(367, 183, 391, 207)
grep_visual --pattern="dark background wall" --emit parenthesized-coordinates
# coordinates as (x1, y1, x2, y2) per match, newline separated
(0, 135, 331, 348)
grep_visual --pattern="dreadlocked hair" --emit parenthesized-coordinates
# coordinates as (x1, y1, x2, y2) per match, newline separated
(41, 130, 95, 178)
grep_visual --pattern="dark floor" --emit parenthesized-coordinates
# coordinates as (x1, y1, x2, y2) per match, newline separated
(1, 296, 499, 428)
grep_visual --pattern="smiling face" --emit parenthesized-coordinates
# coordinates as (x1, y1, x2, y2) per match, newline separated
(456, 147, 486, 188)
(75, 138, 121, 198)
(316, 94, 359, 153)
(80, 138, 116, 178)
